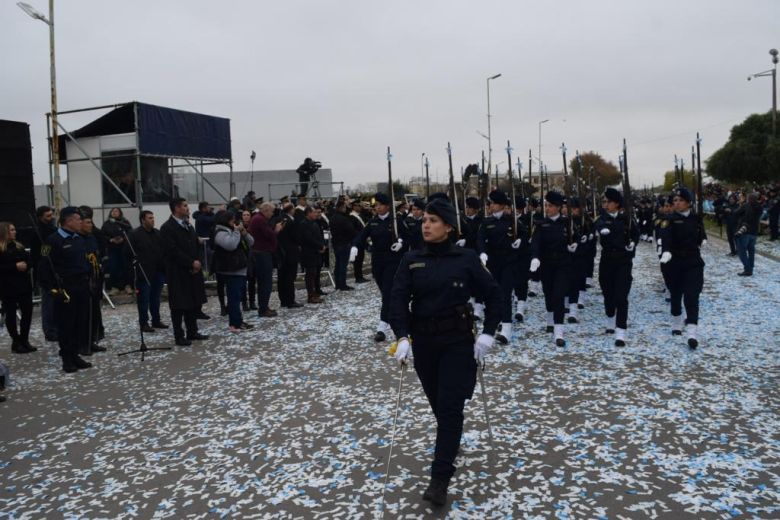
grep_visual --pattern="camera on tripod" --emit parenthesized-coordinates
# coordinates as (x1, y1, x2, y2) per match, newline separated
(296, 157, 322, 196)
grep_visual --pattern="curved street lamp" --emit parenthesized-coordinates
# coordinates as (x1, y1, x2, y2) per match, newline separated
(747, 48, 778, 138)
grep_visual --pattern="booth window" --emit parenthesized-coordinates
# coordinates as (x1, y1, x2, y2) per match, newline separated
(101, 150, 172, 204)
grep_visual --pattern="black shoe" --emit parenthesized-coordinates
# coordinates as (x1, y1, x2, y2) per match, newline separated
(688, 338, 698, 349)
(175, 337, 192, 347)
(567, 316, 579, 324)
(514, 313, 524, 322)
(727, 252, 737, 256)
(355, 278, 369, 284)
(63, 363, 79, 373)
(152, 321, 169, 329)
(195, 312, 211, 320)
(545, 325, 554, 333)
(220, 306, 229, 316)
(556, 338, 566, 347)
(287, 302, 304, 309)
(374, 330, 386, 342)
(11, 339, 33, 354)
(578, 303, 585, 310)
(672, 329, 682, 336)
(422, 477, 448, 507)
(338, 286, 355, 291)
(495, 333, 509, 345)
(74, 356, 93, 369)
(91, 344, 107, 352)
(528, 291, 537, 297)
(187, 333, 209, 341)
(141, 324, 156, 333)
(615, 339, 626, 347)
(0, 395, 6, 403)
(605, 328, 615, 334)
(239, 322, 254, 330)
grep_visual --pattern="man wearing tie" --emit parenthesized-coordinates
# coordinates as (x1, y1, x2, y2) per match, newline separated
(160, 198, 209, 346)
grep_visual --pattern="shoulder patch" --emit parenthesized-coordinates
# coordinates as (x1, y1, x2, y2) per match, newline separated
(660, 220, 669, 229)
(41, 244, 51, 256)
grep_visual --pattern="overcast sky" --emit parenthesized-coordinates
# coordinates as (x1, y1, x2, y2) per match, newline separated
(2, 0, 777, 193)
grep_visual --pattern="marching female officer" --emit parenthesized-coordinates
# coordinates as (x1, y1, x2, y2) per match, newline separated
(389, 198, 500, 507)
(659, 187, 706, 349)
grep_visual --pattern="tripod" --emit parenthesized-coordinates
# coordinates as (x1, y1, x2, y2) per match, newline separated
(118, 230, 171, 361)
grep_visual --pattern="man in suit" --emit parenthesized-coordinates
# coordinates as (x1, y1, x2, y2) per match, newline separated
(159, 198, 209, 346)
(275, 202, 302, 308)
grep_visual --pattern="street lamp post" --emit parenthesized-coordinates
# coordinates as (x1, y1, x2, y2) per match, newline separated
(748, 48, 778, 138)
(18, 0, 62, 212)
(486, 73, 502, 177)
(250, 150, 256, 192)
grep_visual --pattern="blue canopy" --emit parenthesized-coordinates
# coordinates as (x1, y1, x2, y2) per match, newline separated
(60, 101, 232, 161)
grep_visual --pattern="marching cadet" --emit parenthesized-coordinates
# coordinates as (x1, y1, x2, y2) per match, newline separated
(654, 195, 674, 300)
(350, 192, 410, 342)
(389, 198, 500, 507)
(79, 210, 108, 355)
(38, 207, 93, 373)
(527, 197, 543, 297)
(511, 196, 533, 323)
(659, 187, 706, 349)
(456, 197, 485, 320)
(565, 197, 592, 323)
(529, 191, 573, 347)
(593, 188, 640, 347)
(405, 199, 425, 251)
(476, 190, 518, 344)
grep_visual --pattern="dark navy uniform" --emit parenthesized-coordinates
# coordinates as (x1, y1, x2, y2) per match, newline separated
(511, 211, 533, 320)
(459, 213, 482, 251)
(389, 240, 500, 488)
(565, 208, 593, 321)
(405, 214, 424, 251)
(593, 210, 640, 333)
(352, 210, 410, 337)
(477, 212, 517, 327)
(83, 232, 106, 355)
(660, 209, 706, 341)
(530, 214, 571, 329)
(39, 227, 91, 371)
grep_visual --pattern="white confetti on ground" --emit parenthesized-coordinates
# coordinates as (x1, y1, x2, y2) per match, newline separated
(0, 239, 778, 519)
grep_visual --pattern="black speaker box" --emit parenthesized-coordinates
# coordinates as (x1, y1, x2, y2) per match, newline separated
(0, 120, 37, 228)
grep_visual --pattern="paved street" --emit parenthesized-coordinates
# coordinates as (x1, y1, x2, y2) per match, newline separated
(1, 239, 778, 519)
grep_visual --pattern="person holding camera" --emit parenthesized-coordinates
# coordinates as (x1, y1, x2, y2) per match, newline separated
(0, 222, 37, 354)
(213, 211, 255, 332)
(249, 202, 284, 317)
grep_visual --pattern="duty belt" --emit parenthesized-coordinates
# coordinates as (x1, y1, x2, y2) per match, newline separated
(671, 249, 700, 257)
(412, 304, 474, 335)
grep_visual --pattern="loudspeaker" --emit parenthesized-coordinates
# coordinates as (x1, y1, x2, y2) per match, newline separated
(0, 120, 37, 229)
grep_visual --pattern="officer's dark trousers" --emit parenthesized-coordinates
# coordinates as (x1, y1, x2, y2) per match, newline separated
(412, 337, 477, 483)
(769, 212, 778, 240)
(667, 256, 704, 325)
(487, 254, 515, 323)
(277, 257, 298, 307)
(599, 257, 633, 329)
(539, 260, 569, 324)
(55, 283, 89, 364)
(171, 309, 198, 339)
(726, 224, 738, 254)
(353, 248, 365, 281)
(372, 255, 400, 322)
(512, 255, 531, 302)
(87, 292, 103, 351)
(253, 251, 274, 313)
(567, 256, 589, 304)
(40, 290, 58, 340)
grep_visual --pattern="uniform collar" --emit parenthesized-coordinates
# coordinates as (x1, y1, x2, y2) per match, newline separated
(57, 227, 75, 238)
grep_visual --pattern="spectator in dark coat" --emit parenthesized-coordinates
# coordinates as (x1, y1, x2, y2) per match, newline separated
(274, 203, 302, 308)
(30, 206, 58, 341)
(101, 207, 133, 294)
(734, 192, 762, 276)
(159, 198, 208, 346)
(330, 200, 358, 291)
(299, 207, 326, 304)
(126, 210, 168, 332)
(0, 222, 36, 354)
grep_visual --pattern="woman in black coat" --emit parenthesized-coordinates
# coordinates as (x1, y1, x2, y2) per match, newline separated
(0, 222, 37, 353)
(101, 207, 133, 294)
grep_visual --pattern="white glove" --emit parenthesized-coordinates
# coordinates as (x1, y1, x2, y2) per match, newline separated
(349, 246, 358, 262)
(580, 235, 587, 244)
(456, 238, 466, 247)
(660, 251, 672, 264)
(479, 253, 488, 265)
(567, 243, 578, 253)
(395, 338, 411, 365)
(625, 241, 635, 252)
(599, 228, 611, 236)
(390, 238, 403, 252)
(530, 258, 540, 272)
(473, 333, 494, 363)
(701, 239, 707, 248)
(657, 238, 662, 246)
(511, 238, 522, 249)
(589, 233, 594, 241)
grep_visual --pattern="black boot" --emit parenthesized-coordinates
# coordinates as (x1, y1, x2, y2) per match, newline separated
(220, 305, 229, 317)
(422, 477, 448, 506)
(21, 338, 39, 352)
(11, 338, 32, 354)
